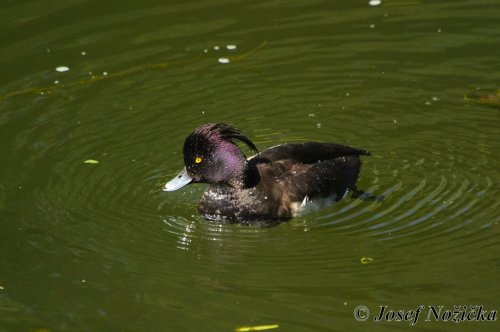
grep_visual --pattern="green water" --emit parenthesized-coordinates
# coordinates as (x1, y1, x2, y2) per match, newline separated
(1, 0, 499, 331)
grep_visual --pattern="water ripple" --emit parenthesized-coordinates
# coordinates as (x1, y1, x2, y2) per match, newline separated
(1, 0, 499, 329)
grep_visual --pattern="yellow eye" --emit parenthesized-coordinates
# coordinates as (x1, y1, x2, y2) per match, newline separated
(195, 157, 202, 164)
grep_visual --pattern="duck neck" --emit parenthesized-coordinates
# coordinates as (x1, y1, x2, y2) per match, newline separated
(215, 142, 249, 188)
(242, 160, 260, 188)
(227, 161, 260, 189)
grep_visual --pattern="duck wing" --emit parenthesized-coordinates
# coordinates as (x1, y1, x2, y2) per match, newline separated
(280, 155, 363, 202)
(254, 154, 363, 205)
(254, 142, 369, 164)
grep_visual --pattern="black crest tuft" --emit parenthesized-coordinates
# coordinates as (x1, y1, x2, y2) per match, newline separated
(205, 123, 259, 154)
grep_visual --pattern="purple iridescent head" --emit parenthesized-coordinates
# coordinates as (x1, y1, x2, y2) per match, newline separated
(163, 123, 258, 191)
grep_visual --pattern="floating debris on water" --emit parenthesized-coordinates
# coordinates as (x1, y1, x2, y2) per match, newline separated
(361, 257, 374, 264)
(465, 89, 500, 108)
(226, 44, 237, 50)
(236, 324, 279, 331)
(0, 40, 268, 102)
(369, 0, 382, 6)
(55, 66, 69, 72)
(83, 159, 99, 164)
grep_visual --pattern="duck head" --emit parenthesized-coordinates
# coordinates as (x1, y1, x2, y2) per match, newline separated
(163, 123, 258, 191)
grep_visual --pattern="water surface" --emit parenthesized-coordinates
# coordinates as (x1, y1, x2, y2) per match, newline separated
(0, 0, 499, 331)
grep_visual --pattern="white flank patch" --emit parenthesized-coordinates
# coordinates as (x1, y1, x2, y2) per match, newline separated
(292, 194, 338, 217)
